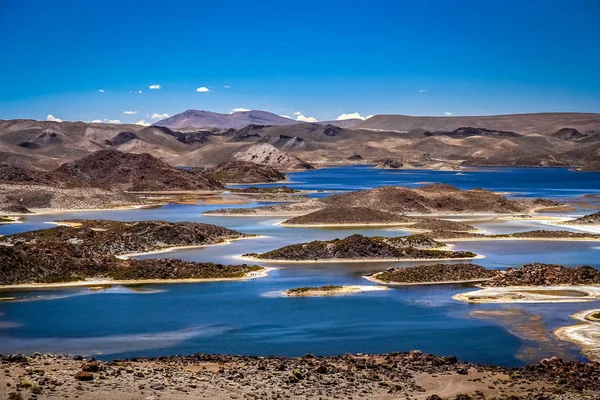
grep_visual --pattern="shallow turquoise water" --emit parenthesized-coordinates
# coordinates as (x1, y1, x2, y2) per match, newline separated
(0, 166, 599, 366)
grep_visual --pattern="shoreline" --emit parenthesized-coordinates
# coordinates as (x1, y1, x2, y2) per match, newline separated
(114, 235, 267, 259)
(554, 309, 600, 362)
(279, 221, 416, 228)
(3, 203, 162, 217)
(235, 253, 485, 264)
(362, 274, 492, 286)
(0, 267, 275, 291)
(437, 236, 600, 243)
(452, 285, 600, 304)
(283, 285, 389, 297)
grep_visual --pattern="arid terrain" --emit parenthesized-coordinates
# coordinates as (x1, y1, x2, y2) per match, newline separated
(1, 111, 600, 171)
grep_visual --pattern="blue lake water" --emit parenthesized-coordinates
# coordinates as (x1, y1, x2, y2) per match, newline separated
(0, 166, 599, 366)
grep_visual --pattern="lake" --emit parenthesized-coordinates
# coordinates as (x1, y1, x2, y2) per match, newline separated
(0, 166, 599, 366)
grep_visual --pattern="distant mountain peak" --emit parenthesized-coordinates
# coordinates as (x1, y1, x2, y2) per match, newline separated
(154, 109, 297, 129)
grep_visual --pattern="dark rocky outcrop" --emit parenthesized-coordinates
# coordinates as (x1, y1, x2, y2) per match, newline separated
(376, 159, 405, 169)
(106, 131, 138, 146)
(428, 127, 521, 138)
(347, 154, 363, 161)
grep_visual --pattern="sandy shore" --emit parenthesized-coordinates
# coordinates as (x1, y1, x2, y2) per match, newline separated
(555, 309, 600, 362)
(437, 236, 600, 243)
(279, 221, 416, 228)
(0, 267, 275, 291)
(283, 285, 389, 297)
(363, 274, 492, 286)
(236, 254, 484, 264)
(114, 235, 267, 259)
(453, 285, 600, 304)
(5, 203, 161, 217)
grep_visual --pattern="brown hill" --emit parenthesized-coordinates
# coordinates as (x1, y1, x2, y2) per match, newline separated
(53, 150, 223, 191)
(204, 161, 285, 183)
(357, 112, 600, 134)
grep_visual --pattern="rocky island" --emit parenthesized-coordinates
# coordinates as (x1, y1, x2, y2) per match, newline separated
(453, 263, 600, 304)
(424, 229, 600, 241)
(242, 233, 477, 262)
(0, 220, 265, 286)
(283, 285, 389, 297)
(281, 206, 416, 226)
(366, 263, 498, 285)
(207, 184, 559, 217)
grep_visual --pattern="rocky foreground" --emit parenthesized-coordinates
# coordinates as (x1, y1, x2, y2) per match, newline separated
(243, 234, 476, 261)
(1, 352, 599, 400)
(0, 220, 262, 285)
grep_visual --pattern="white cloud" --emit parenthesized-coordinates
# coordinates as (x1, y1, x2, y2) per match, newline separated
(151, 113, 169, 119)
(138, 90, 143, 94)
(418, 89, 428, 93)
(135, 120, 150, 126)
(224, 85, 230, 89)
(196, 87, 210, 93)
(123, 110, 137, 115)
(107, 119, 121, 124)
(46, 114, 63, 122)
(98, 89, 105, 93)
(149, 84, 161, 90)
(444, 112, 453, 116)
(90, 119, 103, 123)
(296, 114, 318, 123)
(279, 115, 291, 119)
(336, 112, 372, 121)
(293, 111, 302, 115)
(231, 107, 250, 113)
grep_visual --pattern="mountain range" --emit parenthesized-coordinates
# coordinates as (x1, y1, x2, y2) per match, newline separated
(1, 111, 599, 172)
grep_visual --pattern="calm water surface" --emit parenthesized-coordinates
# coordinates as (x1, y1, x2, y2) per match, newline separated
(0, 166, 599, 366)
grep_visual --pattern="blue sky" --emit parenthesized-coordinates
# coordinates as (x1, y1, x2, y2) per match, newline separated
(1, 0, 599, 124)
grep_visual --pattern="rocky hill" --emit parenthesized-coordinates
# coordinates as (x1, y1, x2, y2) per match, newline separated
(243, 234, 474, 261)
(53, 150, 223, 191)
(206, 184, 551, 217)
(232, 143, 313, 170)
(569, 211, 600, 224)
(203, 161, 286, 183)
(371, 263, 497, 284)
(481, 263, 600, 287)
(0, 219, 260, 285)
(282, 207, 415, 226)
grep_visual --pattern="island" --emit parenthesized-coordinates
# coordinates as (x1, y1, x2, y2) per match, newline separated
(281, 207, 415, 227)
(424, 229, 600, 241)
(365, 263, 498, 285)
(206, 183, 561, 217)
(241, 234, 478, 263)
(0, 219, 266, 287)
(452, 263, 600, 304)
(283, 285, 389, 297)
